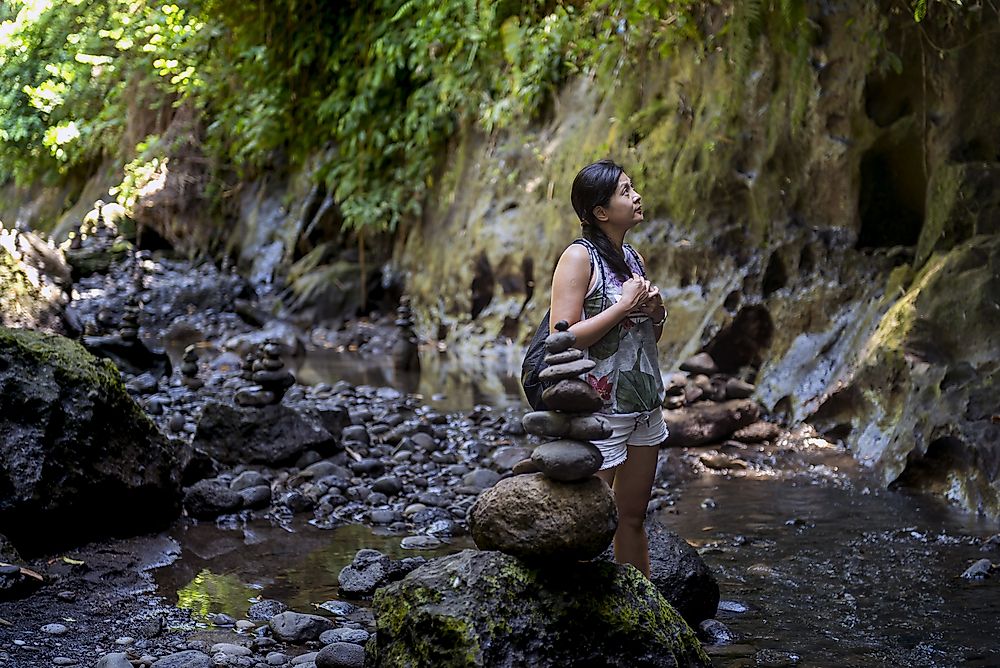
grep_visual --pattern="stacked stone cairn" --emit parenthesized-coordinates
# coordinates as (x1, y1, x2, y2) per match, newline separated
(236, 341, 294, 406)
(119, 296, 141, 343)
(468, 321, 618, 561)
(180, 344, 203, 390)
(240, 348, 258, 383)
(391, 296, 420, 372)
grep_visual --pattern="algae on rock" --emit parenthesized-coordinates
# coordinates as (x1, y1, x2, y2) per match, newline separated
(368, 549, 711, 668)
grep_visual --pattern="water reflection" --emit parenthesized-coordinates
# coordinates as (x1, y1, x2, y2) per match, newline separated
(293, 347, 527, 413)
(664, 472, 999, 667)
(157, 521, 473, 622)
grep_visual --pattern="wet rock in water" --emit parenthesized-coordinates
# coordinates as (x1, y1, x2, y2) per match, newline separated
(662, 399, 760, 447)
(183, 480, 243, 519)
(95, 654, 133, 668)
(530, 440, 603, 481)
(247, 599, 288, 621)
(316, 642, 366, 668)
(320, 628, 370, 645)
(269, 611, 335, 643)
(698, 618, 735, 644)
(369, 549, 710, 667)
(281, 490, 315, 514)
(0, 327, 184, 551)
(679, 352, 718, 376)
(338, 550, 392, 598)
(150, 650, 213, 668)
(469, 474, 616, 561)
(192, 401, 336, 465)
(961, 558, 993, 580)
(211, 642, 251, 657)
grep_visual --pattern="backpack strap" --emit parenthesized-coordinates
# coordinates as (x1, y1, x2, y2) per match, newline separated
(623, 243, 646, 278)
(571, 238, 607, 308)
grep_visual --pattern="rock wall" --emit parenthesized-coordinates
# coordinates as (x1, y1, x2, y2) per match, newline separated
(397, 2, 1000, 515)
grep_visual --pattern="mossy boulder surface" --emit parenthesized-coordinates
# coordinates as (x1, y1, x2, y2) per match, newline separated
(0, 327, 184, 552)
(368, 549, 711, 668)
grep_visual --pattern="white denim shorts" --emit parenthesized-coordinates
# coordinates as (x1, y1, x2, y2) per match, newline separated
(592, 409, 668, 471)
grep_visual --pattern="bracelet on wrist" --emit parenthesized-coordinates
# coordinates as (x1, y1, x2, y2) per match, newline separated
(651, 310, 666, 327)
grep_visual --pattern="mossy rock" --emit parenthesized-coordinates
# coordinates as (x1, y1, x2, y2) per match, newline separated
(368, 549, 711, 667)
(0, 327, 185, 553)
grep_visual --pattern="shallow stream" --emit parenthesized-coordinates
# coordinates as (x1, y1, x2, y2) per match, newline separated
(153, 350, 999, 668)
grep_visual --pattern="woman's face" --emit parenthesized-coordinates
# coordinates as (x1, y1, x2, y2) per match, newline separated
(598, 172, 643, 228)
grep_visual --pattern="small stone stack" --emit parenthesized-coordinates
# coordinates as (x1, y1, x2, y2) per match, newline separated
(468, 321, 617, 562)
(391, 296, 420, 372)
(180, 345, 203, 390)
(240, 348, 258, 383)
(253, 341, 294, 401)
(119, 297, 141, 343)
(522, 320, 611, 480)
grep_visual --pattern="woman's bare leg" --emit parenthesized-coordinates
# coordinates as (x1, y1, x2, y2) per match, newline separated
(608, 445, 659, 577)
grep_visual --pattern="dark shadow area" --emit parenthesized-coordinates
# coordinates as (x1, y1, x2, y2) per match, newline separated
(704, 305, 774, 375)
(761, 251, 787, 296)
(470, 251, 495, 319)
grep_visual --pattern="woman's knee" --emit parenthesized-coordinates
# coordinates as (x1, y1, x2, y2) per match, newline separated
(616, 508, 646, 532)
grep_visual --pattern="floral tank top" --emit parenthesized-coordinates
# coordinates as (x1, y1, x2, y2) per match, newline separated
(577, 239, 665, 415)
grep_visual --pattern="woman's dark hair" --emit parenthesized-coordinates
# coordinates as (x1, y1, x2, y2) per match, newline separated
(571, 159, 631, 281)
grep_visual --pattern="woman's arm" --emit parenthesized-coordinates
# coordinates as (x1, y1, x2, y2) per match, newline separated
(634, 250, 665, 342)
(550, 244, 648, 349)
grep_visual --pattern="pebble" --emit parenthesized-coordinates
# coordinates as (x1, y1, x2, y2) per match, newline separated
(400, 535, 443, 550)
(290, 653, 319, 665)
(53, 658, 78, 666)
(41, 623, 69, 635)
(212, 642, 252, 656)
(266, 652, 289, 665)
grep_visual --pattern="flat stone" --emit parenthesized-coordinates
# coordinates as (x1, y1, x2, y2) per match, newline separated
(522, 411, 570, 437)
(541, 379, 603, 413)
(230, 470, 267, 491)
(538, 358, 596, 382)
(531, 440, 603, 481)
(461, 468, 501, 490)
(544, 331, 576, 354)
(41, 623, 69, 634)
(543, 349, 584, 365)
(400, 535, 443, 550)
(566, 415, 612, 440)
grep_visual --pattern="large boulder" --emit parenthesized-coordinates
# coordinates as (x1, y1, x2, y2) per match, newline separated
(468, 473, 617, 561)
(192, 401, 338, 465)
(368, 549, 711, 667)
(0, 328, 183, 552)
(645, 520, 720, 626)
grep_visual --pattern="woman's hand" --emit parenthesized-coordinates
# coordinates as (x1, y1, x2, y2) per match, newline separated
(618, 274, 650, 312)
(630, 286, 666, 322)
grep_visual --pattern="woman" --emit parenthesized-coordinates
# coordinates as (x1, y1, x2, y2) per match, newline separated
(549, 158, 667, 577)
